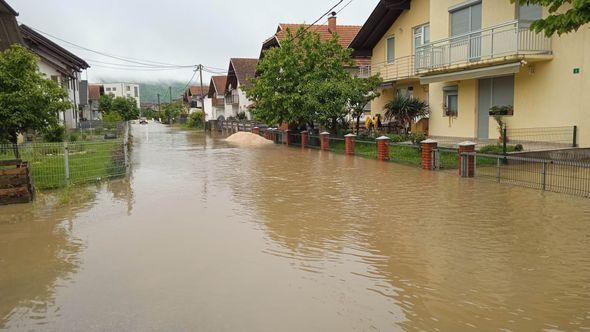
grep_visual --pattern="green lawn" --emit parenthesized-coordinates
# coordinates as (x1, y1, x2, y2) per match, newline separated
(1, 140, 126, 189)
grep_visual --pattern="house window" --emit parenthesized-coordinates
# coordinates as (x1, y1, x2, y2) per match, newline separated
(134, 86, 139, 97)
(480, 75, 515, 112)
(443, 85, 459, 116)
(414, 24, 430, 52)
(397, 86, 414, 98)
(126, 86, 130, 91)
(106, 87, 111, 92)
(450, 1, 482, 37)
(386, 36, 395, 64)
(112, 87, 117, 92)
(518, 2, 542, 27)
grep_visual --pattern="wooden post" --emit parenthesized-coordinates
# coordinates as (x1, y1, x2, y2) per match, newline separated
(252, 127, 260, 135)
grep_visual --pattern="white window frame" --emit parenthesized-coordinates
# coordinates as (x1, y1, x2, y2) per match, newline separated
(443, 86, 459, 117)
(413, 23, 430, 52)
(386, 36, 395, 64)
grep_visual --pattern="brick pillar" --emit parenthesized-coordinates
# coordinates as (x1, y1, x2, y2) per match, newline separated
(301, 131, 308, 149)
(252, 127, 260, 135)
(320, 132, 330, 151)
(345, 134, 356, 155)
(458, 141, 476, 177)
(284, 129, 291, 146)
(376, 136, 390, 161)
(421, 139, 438, 170)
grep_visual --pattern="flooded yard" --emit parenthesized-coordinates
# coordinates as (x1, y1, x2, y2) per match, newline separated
(1, 123, 589, 331)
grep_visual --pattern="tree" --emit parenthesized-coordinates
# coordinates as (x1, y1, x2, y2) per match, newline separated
(348, 75, 382, 134)
(513, 0, 590, 36)
(99, 94, 140, 121)
(384, 94, 429, 136)
(162, 101, 182, 124)
(0, 45, 70, 157)
(246, 27, 380, 133)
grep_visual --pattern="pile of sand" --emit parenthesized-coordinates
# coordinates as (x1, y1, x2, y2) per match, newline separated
(225, 132, 274, 147)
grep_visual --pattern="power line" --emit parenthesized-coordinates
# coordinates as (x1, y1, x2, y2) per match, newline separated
(87, 59, 192, 69)
(294, 0, 344, 40)
(25, 24, 196, 68)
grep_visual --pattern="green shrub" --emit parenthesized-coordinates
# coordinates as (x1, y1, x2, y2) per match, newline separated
(187, 111, 205, 128)
(356, 133, 374, 141)
(387, 134, 405, 143)
(409, 132, 427, 145)
(103, 112, 123, 123)
(69, 133, 80, 142)
(479, 144, 523, 154)
(43, 125, 65, 142)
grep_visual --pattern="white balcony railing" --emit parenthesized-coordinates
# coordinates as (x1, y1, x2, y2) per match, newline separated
(371, 55, 415, 82)
(415, 20, 552, 72)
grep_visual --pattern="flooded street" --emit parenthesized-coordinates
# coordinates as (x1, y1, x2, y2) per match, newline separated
(1, 122, 590, 331)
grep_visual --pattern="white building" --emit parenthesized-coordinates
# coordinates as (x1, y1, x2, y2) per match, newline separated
(20, 24, 90, 128)
(203, 75, 228, 121)
(224, 58, 257, 120)
(103, 83, 141, 108)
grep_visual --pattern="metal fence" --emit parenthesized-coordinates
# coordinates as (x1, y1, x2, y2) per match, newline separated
(466, 152, 590, 197)
(506, 126, 577, 150)
(0, 123, 130, 190)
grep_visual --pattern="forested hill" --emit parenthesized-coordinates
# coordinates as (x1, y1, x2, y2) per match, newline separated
(138, 82, 187, 104)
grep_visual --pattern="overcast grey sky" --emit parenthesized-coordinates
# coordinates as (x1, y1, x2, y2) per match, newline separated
(13, 0, 379, 84)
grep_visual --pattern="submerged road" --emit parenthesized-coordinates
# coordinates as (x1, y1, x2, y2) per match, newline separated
(1, 122, 590, 331)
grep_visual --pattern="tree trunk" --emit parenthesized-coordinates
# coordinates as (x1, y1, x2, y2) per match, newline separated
(356, 115, 361, 134)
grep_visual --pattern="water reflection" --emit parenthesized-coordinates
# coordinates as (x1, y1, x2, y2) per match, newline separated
(0, 180, 134, 329)
(235, 147, 590, 331)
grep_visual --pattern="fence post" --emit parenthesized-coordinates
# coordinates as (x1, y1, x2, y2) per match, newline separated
(502, 126, 508, 156)
(420, 139, 438, 170)
(301, 130, 308, 149)
(573, 125, 578, 147)
(320, 132, 330, 151)
(345, 134, 356, 156)
(63, 142, 70, 184)
(541, 161, 547, 191)
(458, 141, 476, 177)
(496, 158, 501, 183)
(124, 122, 129, 175)
(284, 129, 291, 146)
(376, 136, 390, 161)
(252, 126, 260, 135)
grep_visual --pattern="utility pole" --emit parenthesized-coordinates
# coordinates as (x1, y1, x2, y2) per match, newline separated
(198, 64, 204, 109)
(157, 93, 161, 111)
(169, 86, 172, 104)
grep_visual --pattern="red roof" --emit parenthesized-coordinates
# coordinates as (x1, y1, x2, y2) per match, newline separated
(188, 85, 209, 96)
(275, 23, 362, 49)
(210, 75, 227, 96)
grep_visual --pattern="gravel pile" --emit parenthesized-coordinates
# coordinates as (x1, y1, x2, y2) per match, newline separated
(225, 132, 274, 147)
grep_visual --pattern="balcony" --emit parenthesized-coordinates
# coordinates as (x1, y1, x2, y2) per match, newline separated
(370, 55, 415, 83)
(415, 20, 552, 74)
(225, 90, 239, 105)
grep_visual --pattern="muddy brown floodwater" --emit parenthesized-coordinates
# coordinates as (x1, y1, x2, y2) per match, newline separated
(1, 122, 590, 331)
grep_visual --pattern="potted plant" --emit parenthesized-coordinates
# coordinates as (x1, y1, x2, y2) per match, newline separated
(489, 105, 513, 143)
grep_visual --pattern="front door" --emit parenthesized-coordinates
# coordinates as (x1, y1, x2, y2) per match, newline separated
(477, 78, 491, 140)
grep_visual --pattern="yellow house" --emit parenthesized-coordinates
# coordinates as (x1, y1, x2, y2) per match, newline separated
(351, 0, 590, 148)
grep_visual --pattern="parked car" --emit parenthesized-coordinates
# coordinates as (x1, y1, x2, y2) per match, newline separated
(139, 117, 148, 125)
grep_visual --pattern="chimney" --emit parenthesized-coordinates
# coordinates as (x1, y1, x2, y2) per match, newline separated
(328, 12, 337, 34)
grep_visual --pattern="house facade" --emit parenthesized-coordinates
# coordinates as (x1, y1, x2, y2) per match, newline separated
(0, 0, 22, 52)
(103, 83, 141, 108)
(203, 75, 227, 121)
(183, 85, 209, 114)
(20, 24, 90, 129)
(224, 58, 258, 120)
(352, 0, 590, 147)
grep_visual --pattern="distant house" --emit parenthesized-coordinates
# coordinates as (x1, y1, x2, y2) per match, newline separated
(203, 75, 227, 121)
(103, 83, 141, 108)
(19, 24, 90, 128)
(88, 84, 104, 120)
(0, 0, 21, 52)
(224, 58, 258, 120)
(183, 85, 209, 113)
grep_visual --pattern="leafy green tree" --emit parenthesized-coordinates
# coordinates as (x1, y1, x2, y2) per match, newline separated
(247, 27, 379, 133)
(513, 0, 590, 36)
(384, 94, 429, 136)
(0, 45, 70, 157)
(99, 94, 140, 121)
(348, 75, 382, 134)
(162, 101, 182, 124)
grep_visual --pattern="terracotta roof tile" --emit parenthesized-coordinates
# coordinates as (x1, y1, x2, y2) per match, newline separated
(188, 85, 209, 96)
(211, 75, 227, 95)
(275, 23, 362, 49)
(230, 58, 258, 89)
